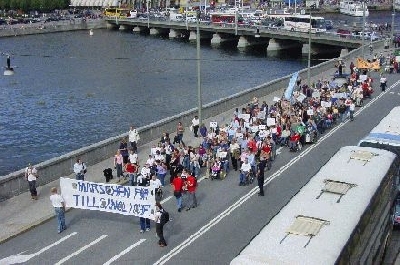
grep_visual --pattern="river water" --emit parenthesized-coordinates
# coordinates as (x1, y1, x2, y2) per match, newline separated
(0, 11, 397, 175)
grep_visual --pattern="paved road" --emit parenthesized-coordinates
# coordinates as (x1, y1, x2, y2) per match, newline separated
(1, 44, 400, 265)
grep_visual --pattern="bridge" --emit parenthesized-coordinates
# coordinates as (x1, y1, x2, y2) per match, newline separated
(105, 18, 364, 55)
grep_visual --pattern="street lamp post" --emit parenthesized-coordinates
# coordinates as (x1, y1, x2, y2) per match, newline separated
(235, 1, 238, 35)
(392, 0, 395, 48)
(361, 0, 366, 58)
(196, 11, 202, 125)
(307, 10, 312, 88)
(146, 0, 150, 28)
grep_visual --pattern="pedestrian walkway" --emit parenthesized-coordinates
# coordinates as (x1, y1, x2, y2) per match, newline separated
(0, 42, 393, 245)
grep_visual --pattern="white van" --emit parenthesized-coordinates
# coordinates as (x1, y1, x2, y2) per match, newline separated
(170, 13, 184, 22)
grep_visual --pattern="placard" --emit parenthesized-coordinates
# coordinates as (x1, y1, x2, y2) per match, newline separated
(241, 114, 250, 122)
(266, 117, 276, 127)
(359, 74, 367, 82)
(259, 124, 266, 130)
(273, 96, 281, 102)
(307, 109, 314, 116)
(210, 121, 218, 128)
(217, 151, 227, 158)
(257, 111, 266, 120)
(312, 91, 320, 98)
(296, 93, 306, 103)
(321, 101, 332, 108)
(251, 126, 259, 133)
(244, 122, 250, 128)
(60, 177, 156, 219)
(236, 132, 243, 139)
(259, 130, 269, 138)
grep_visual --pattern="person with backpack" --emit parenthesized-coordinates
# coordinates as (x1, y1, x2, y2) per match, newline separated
(154, 202, 168, 247)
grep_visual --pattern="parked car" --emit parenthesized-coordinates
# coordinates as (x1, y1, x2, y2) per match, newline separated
(325, 20, 333, 30)
(337, 28, 351, 38)
(393, 197, 400, 227)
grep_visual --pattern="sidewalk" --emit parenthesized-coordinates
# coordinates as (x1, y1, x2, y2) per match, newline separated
(0, 44, 390, 244)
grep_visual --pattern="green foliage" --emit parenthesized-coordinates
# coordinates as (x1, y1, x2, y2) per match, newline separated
(0, 0, 69, 13)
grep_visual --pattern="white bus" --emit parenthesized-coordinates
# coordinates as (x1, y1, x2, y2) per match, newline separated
(231, 146, 399, 265)
(358, 106, 400, 158)
(281, 14, 326, 33)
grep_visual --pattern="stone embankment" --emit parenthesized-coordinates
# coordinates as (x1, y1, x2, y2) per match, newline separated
(0, 18, 106, 38)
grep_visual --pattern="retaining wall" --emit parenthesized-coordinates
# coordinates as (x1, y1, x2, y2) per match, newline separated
(0, 38, 380, 201)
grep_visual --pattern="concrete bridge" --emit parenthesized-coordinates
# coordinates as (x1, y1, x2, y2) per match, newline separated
(105, 18, 364, 55)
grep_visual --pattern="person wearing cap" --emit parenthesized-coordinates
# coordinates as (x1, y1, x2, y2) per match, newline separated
(49, 187, 66, 233)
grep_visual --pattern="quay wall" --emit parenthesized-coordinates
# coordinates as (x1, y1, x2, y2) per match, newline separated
(0, 19, 106, 38)
(0, 34, 381, 201)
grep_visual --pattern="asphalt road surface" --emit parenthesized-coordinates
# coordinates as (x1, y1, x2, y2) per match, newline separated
(1, 71, 400, 265)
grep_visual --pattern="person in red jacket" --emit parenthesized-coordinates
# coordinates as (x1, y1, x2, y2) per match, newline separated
(289, 132, 301, 152)
(185, 174, 198, 211)
(172, 173, 184, 212)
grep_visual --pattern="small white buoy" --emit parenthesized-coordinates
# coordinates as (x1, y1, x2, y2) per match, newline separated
(4, 68, 14, 76)
(89, 29, 93, 36)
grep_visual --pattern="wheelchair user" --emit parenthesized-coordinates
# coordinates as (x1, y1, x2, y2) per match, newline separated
(239, 157, 252, 186)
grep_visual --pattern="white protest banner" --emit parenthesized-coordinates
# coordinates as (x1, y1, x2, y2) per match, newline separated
(60, 177, 156, 219)
(210, 121, 218, 128)
(266, 118, 276, 127)
(273, 96, 281, 102)
(241, 114, 250, 122)
(236, 132, 243, 139)
(307, 109, 314, 116)
(257, 111, 266, 120)
(259, 124, 266, 130)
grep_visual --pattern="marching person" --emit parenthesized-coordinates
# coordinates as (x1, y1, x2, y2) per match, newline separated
(191, 115, 200, 137)
(25, 163, 38, 200)
(257, 158, 267, 196)
(49, 187, 67, 234)
(185, 173, 198, 211)
(128, 125, 140, 153)
(380, 74, 387, 92)
(154, 202, 167, 247)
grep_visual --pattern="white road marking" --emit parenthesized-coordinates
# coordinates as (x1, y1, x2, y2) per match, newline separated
(0, 232, 78, 265)
(103, 239, 146, 265)
(55, 235, 108, 265)
(153, 79, 400, 265)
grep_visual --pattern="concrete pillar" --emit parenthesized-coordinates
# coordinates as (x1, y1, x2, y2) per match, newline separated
(267, 38, 282, 51)
(211, 33, 222, 45)
(169, 29, 178, 39)
(302, 43, 310, 55)
(132, 26, 141, 32)
(237, 36, 249, 48)
(340, 48, 349, 58)
(150, 28, 160, 35)
(119, 25, 129, 31)
(189, 31, 197, 41)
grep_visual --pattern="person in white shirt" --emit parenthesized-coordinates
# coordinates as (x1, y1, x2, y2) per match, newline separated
(128, 126, 140, 153)
(129, 149, 138, 165)
(349, 100, 356, 121)
(25, 164, 38, 200)
(73, 158, 85, 181)
(191, 115, 200, 137)
(239, 158, 252, 186)
(49, 187, 66, 234)
(141, 164, 151, 179)
(146, 155, 155, 166)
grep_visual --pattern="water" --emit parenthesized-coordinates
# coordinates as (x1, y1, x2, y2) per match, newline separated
(0, 11, 397, 175)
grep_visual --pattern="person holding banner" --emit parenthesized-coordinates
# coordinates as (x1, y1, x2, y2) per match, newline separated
(49, 187, 66, 234)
